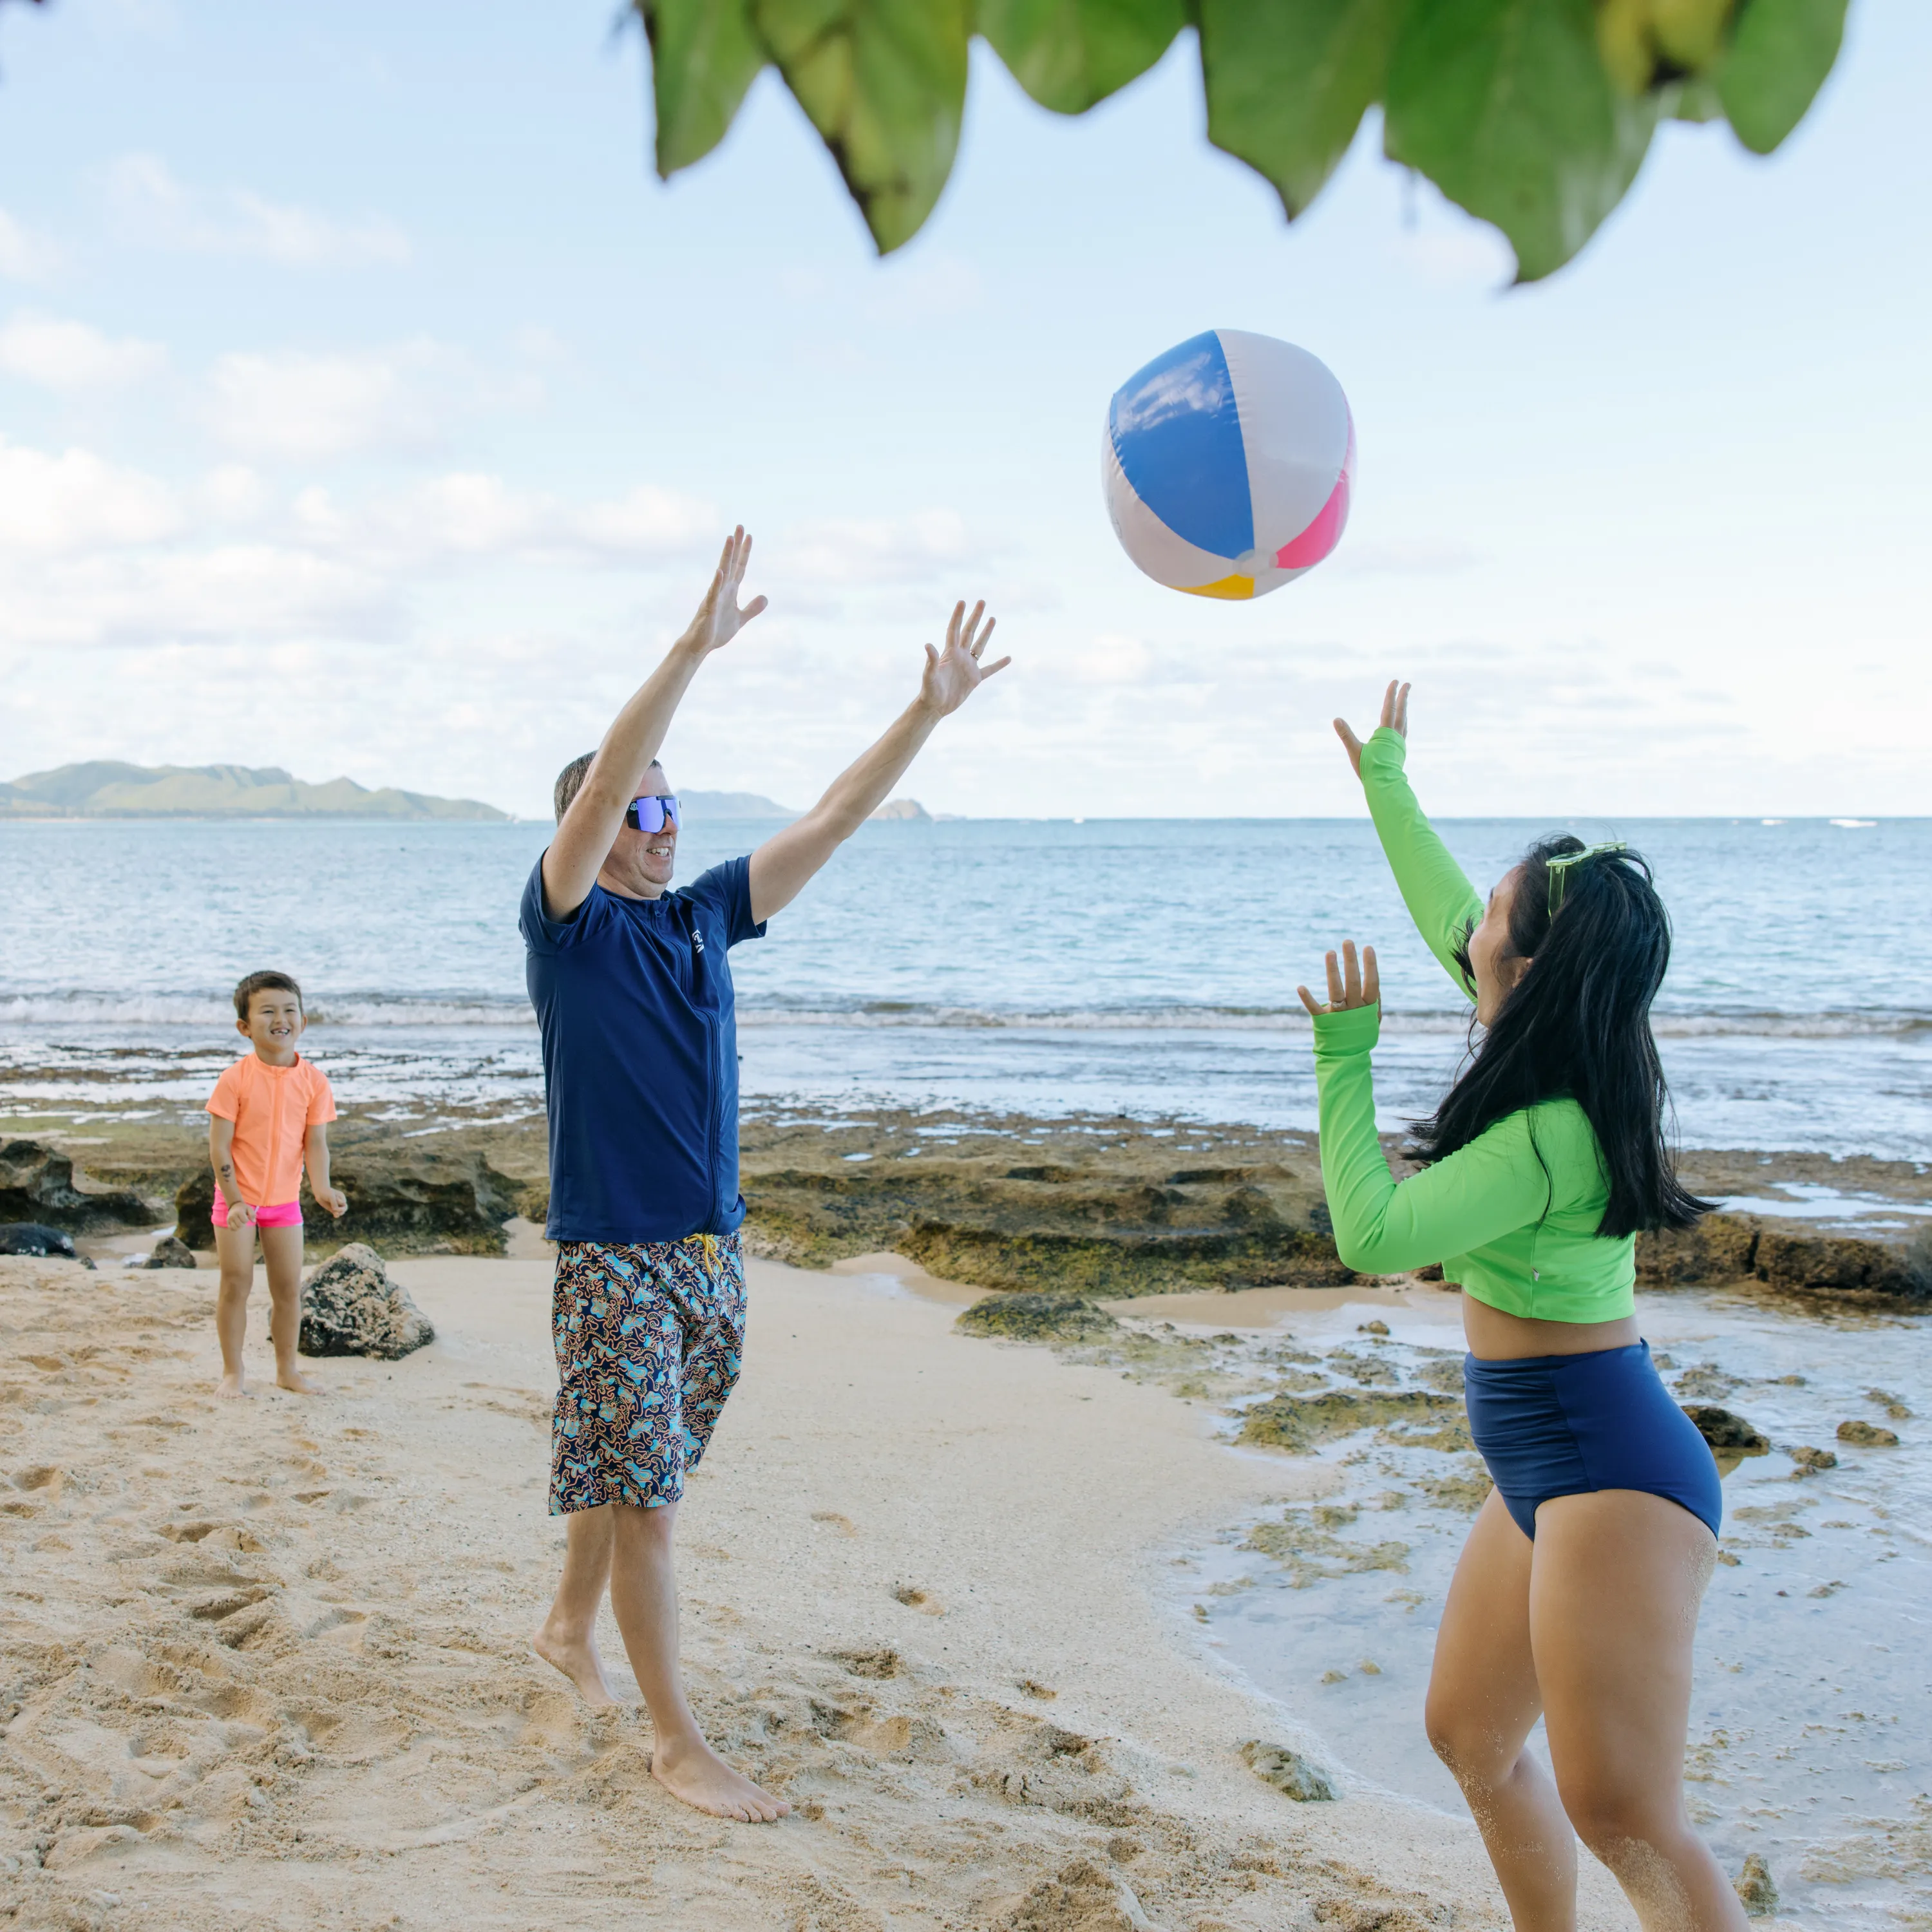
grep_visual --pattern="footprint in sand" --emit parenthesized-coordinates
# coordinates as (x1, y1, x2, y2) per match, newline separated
(892, 1584, 944, 1616)
(810, 1510, 858, 1537)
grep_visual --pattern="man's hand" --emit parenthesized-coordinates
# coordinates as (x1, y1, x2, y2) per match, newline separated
(679, 527, 768, 660)
(1334, 679, 1410, 779)
(917, 600, 1010, 717)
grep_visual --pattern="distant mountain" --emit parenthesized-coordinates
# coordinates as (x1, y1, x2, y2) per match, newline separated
(0, 761, 509, 821)
(869, 797, 930, 822)
(679, 790, 797, 819)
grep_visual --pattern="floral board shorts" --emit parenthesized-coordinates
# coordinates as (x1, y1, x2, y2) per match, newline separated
(548, 1232, 746, 1516)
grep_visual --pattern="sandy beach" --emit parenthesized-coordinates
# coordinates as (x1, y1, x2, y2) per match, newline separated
(0, 1245, 1664, 1931)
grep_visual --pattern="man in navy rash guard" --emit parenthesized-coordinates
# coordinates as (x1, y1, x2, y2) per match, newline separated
(520, 527, 1008, 1824)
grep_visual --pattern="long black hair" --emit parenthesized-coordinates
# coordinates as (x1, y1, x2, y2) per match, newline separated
(1410, 836, 1711, 1238)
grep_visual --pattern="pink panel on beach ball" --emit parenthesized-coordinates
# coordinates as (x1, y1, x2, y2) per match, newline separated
(1274, 422, 1354, 571)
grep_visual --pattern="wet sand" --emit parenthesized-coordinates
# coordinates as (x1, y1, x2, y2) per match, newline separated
(0, 1249, 1651, 1930)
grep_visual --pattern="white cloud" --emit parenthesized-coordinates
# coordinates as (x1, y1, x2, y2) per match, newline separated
(288, 473, 719, 567)
(0, 439, 180, 553)
(1, 545, 390, 650)
(0, 209, 62, 283)
(1066, 633, 1157, 686)
(198, 464, 270, 524)
(575, 485, 721, 558)
(0, 312, 166, 390)
(204, 345, 442, 460)
(104, 154, 410, 267)
(777, 510, 980, 585)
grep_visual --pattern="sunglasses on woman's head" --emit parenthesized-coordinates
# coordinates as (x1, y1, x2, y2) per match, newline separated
(624, 795, 681, 833)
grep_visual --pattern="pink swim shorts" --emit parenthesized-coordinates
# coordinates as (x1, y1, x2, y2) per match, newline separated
(211, 1193, 303, 1230)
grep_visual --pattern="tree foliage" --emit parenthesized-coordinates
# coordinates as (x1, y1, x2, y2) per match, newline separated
(638, 0, 1852, 278)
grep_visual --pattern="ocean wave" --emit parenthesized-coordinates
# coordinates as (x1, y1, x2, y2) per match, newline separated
(1, 991, 1926, 1043)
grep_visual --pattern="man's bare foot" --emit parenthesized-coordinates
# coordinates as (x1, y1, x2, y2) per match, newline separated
(649, 1734, 790, 1823)
(276, 1367, 322, 1394)
(217, 1372, 251, 1400)
(532, 1624, 620, 1709)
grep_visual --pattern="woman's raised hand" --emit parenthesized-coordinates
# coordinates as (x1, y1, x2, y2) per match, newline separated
(1298, 939, 1379, 1018)
(1333, 679, 1411, 779)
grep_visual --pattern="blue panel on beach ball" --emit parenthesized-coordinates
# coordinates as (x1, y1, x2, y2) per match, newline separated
(1107, 330, 1254, 562)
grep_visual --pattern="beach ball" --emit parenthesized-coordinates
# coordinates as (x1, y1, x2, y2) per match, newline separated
(1103, 330, 1354, 600)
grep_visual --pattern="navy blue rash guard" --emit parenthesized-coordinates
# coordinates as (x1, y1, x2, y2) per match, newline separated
(519, 854, 766, 1244)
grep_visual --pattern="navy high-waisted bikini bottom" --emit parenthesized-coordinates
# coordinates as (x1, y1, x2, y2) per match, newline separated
(1463, 1341, 1721, 1540)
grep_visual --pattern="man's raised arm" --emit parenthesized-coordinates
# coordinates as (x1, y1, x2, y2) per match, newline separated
(541, 529, 766, 920)
(748, 599, 1009, 925)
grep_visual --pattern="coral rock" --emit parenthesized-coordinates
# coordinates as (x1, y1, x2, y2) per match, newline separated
(1239, 1739, 1335, 1801)
(1681, 1406, 1768, 1452)
(144, 1235, 196, 1269)
(299, 1244, 434, 1359)
(956, 1293, 1121, 1343)
(1835, 1418, 1900, 1447)
(1735, 1852, 1778, 1916)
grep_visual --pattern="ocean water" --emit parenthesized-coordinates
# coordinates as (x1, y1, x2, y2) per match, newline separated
(1, 814, 1927, 1157)
(1171, 1291, 1932, 1928)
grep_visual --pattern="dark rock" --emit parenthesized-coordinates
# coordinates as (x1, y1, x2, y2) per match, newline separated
(1836, 1418, 1900, 1447)
(1413, 1263, 1446, 1283)
(0, 1221, 82, 1260)
(144, 1235, 196, 1269)
(1756, 1227, 1916, 1298)
(955, 1293, 1121, 1343)
(739, 1150, 1350, 1296)
(1788, 1444, 1837, 1473)
(1239, 1739, 1335, 1802)
(0, 1140, 158, 1232)
(1681, 1405, 1768, 1453)
(1640, 1211, 1922, 1302)
(176, 1148, 518, 1256)
(298, 1243, 434, 1359)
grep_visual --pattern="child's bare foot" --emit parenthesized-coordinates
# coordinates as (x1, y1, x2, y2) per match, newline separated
(532, 1624, 620, 1709)
(649, 1735, 790, 1823)
(276, 1367, 322, 1394)
(217, 1372, 251, 1399)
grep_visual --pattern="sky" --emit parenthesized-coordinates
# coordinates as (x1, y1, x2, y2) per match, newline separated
(0, 0, 1926, 821)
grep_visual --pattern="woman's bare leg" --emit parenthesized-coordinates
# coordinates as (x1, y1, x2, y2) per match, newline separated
(213, 1221, 257, 1397)
(605, 1501, 788, 1823)
(1533, 1491, 1746, 1931)
(1426, 1490, 1579, 1929)
(533, 1503, 620, 1707)
(258, 1224, 317, 1393)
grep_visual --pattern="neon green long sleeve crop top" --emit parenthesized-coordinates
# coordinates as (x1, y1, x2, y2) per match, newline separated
(1308, 729, 1635, 1324)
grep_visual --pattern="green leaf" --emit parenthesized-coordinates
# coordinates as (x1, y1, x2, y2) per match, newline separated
(1716, 0, 1848, 154)
(753, 0, 972, 252)
(977, 0, 1186, 115)
(639, 0, 768, 177)
(1383, 0, 1659, 282)
(1198, 0, 1406, 220)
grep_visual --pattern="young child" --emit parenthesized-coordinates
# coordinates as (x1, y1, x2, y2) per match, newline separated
(206, 970, 347, 1397)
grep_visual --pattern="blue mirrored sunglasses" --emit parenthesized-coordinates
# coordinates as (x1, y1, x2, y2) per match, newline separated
(623, 794, 681, 833)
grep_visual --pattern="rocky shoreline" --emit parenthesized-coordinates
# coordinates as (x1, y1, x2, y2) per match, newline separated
(4, 1097, 1927, 1309)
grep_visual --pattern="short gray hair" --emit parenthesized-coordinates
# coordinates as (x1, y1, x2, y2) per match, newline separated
(553, 753, 661, 824)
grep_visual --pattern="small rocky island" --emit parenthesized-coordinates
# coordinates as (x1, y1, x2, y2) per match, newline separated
(0, 761, 507, 820)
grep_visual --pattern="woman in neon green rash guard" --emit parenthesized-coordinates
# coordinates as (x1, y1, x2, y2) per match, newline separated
(1300, 682, 1747, 1932)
